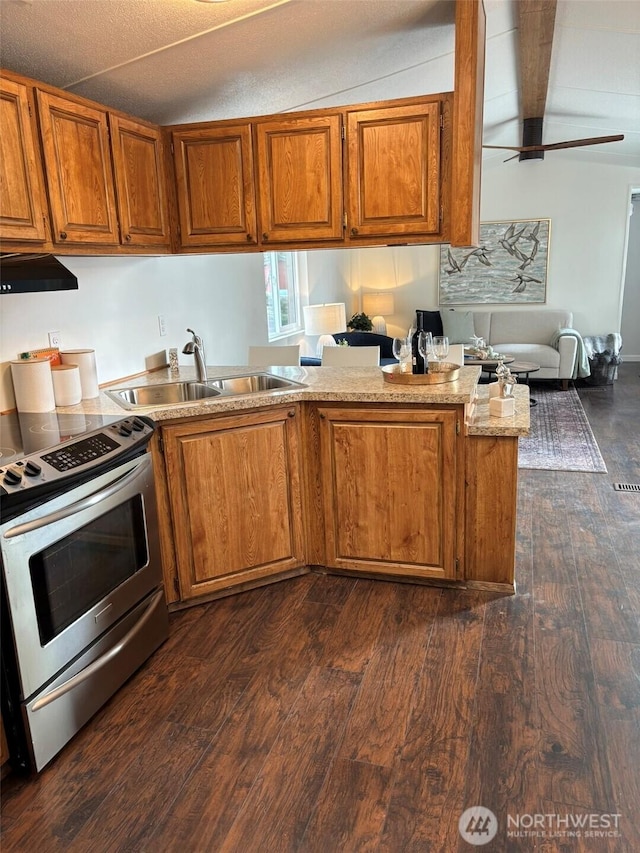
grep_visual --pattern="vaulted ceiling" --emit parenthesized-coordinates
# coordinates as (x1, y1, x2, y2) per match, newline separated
(1, 0, 638, 167)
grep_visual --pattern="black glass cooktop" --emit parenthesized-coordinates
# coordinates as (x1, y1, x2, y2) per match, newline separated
(0, 411, 123, 467)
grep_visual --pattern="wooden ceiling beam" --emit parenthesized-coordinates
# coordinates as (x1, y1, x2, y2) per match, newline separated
(518, 0, 557, 119)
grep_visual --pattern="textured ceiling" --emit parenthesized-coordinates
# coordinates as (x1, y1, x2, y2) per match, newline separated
(1, 0, 638, 167)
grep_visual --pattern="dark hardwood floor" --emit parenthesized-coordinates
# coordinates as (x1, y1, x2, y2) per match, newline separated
(2, 365, 639, 852)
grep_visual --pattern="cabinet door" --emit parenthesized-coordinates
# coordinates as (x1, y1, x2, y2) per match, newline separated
(36, 89, 119, 246)
(109, 114, 170, 248)
(163, 407, 305, 601)
(318, 406, 459, 579)
(172, 123, 257, 247)
(255, 114, 343, 243)
(0, 78, 49, 243)
(347, 100, 442, 239)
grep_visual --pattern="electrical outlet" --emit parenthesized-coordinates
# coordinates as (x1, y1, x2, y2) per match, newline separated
(158, 314, 167, 337)
(48, 331, 61, 348)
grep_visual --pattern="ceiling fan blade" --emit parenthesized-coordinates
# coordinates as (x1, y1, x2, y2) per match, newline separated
(537, 134, 624, 151)
(483, 134, 624, 153)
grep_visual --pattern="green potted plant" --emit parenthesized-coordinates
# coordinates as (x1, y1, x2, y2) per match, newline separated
(347, 312, 373, 332)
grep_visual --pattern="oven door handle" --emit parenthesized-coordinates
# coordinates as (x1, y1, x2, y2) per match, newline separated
(30, 588, 165, 712)
(4, 455, 149, 539)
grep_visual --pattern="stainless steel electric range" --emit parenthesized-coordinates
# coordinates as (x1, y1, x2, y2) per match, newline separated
(0, 410, 168, 773)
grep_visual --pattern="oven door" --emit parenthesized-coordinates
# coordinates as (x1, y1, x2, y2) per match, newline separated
(0, 451, 162, 701)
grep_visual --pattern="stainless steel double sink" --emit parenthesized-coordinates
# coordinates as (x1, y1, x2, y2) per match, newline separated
(106, 373, 305, 410)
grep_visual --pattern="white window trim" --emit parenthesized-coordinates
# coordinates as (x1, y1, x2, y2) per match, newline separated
(265, 251, 308, 342)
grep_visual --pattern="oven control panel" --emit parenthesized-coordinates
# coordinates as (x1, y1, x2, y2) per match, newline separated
(0, 416, 155, 497)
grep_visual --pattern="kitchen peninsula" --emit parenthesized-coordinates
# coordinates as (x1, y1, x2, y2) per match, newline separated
(58, 365, 529, 607)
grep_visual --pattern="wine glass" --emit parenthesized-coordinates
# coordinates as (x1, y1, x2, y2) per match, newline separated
(418, 331, 433, 372)
(432, 335, 450, 364)
(392, 337, 411, 372)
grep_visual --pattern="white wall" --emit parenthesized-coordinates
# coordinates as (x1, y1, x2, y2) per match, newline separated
(479, 156, 640, 337)
(0, 252, 267, 410)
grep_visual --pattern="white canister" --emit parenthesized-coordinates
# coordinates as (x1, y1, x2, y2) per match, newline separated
(10, 358, 56, 413)
(51, 364, 82, 406)
(60, 349, 99, 398)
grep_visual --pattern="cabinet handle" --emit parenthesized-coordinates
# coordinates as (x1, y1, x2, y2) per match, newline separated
(59, 231, 67, 240)
(351, 227, 359, 236)
(125, 234, 131, 242)
(262, 232, 269, 241)
(319, 412, 326, 420)
(287, 410, 295, 418)
(246, 233, 253, 242)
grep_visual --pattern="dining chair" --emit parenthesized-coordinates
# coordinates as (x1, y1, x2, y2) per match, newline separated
(321, 345, 380, 366)
(446, 344, 465, 366)
(248, 345, 300, 366)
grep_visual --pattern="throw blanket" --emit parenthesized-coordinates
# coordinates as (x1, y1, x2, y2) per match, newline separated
(550, 327, 591, 378)
(583, 333, 623, 359)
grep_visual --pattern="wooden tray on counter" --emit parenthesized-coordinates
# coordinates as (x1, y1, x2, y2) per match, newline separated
(381, 362, 461, 385)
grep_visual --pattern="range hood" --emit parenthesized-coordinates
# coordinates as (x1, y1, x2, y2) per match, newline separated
(0, 254, 79, 294)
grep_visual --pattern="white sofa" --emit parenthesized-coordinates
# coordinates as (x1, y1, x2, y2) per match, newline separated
(471, 309, 577, 389)
(433, 308, 578, 389)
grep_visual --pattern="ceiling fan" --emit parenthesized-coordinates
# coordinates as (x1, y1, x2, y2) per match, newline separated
(483, 0, 624, 162)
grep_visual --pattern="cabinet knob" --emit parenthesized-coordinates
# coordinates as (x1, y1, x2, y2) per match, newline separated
(262, 233, 269, 241)
(125, 234, 131, 242)
(246, 233, 253, 242)
(319, 412, 326, 420)
(287, 410, 295, 418)
(59, 231, 67, 240)
(351, 227, 359, 236)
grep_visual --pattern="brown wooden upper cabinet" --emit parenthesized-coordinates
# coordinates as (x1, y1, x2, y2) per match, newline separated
(36, 89, 120, 246)
(346, 98, 443, 240)
(0, 77, 49, 243)
(171, 122, 257, 248)
(109, 114, 170, 249)
(255, 113, 344, 244)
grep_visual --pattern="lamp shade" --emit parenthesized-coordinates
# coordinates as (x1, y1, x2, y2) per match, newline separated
(362, 292, 395, 334)
(303, 303, 347, 336)
(362, 292, 395, 317)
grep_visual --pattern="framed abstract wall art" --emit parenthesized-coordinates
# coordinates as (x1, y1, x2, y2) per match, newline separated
(438, 219, 550, 305)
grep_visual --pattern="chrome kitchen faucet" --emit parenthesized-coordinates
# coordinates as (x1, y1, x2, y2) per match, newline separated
(182, 328, 207, 382)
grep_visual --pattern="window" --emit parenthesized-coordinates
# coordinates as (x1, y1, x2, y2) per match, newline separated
(264, 252, 306, 340)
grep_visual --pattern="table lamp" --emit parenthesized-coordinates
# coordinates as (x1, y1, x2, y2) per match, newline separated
(362, 292, 395, 334)
(303, 303, 347, 357)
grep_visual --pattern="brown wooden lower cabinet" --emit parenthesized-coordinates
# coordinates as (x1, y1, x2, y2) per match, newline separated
(316, 405, 461, 581)
(161, 405, 306, 602)
(156, 401, 518, 607)
(464, 434, 518, 587)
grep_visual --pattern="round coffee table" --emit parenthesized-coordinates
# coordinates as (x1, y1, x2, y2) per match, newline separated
(464, 355, 514, 367)
(484, 360, 540, 406)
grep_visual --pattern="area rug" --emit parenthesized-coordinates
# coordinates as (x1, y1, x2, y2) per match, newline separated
(518, 386, 607, 472)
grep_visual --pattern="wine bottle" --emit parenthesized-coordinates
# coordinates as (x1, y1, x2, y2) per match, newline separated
(412, 315, 425, 374)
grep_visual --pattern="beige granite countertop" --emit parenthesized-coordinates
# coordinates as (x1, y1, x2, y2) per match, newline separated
(55, 364, 530, 437)
(466, 383, 530, 437)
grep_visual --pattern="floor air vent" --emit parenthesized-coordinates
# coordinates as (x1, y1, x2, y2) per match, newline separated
(613, 483, 640, 492)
